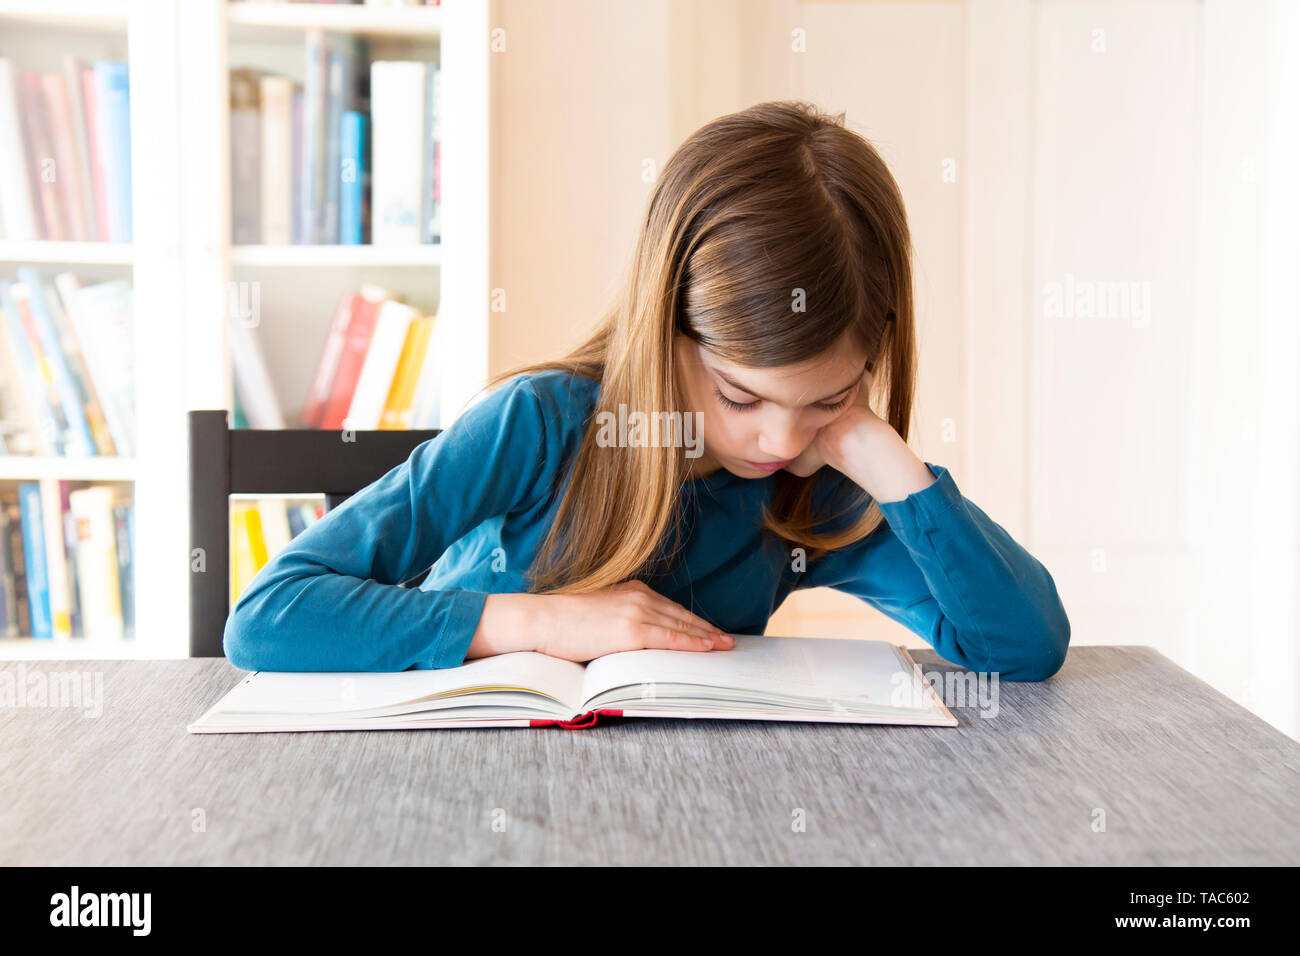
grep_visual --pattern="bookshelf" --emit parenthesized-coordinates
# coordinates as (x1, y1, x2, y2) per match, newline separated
(0, 0, 491, 659)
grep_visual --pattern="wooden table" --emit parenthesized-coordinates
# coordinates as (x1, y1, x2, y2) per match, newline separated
(1, 647, 1297, 864)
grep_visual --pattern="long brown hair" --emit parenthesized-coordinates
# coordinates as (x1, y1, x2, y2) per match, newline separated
(475, 100, 917, 594)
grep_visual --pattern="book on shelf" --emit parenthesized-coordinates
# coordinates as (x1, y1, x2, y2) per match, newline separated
(0, 482, 133, 641)
(0, 271, 133, 458)
(233, 284, 441, 432)
(229, 498, 323, 604)
(187, 635, 958, 734)
(229, 38, 438, 246)
(0, 57, 132, 243)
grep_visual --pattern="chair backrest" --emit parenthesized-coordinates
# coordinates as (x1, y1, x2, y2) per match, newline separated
(188, 409, 441, 657)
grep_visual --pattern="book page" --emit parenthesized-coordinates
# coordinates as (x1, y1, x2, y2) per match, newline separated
(209, 651, 588, 717)
(580, 635, 925, 711)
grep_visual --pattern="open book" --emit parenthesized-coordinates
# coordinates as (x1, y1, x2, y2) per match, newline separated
(188, 635, 957, 733)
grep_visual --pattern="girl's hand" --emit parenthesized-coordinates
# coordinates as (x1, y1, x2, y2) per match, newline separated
(526, 580, 734, 663)
(782, 371, 887, 478)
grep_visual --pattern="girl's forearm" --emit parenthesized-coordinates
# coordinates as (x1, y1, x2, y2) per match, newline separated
(465, 592, 545, 659)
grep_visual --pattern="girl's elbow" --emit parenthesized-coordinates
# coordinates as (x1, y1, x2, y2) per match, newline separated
(1007, 602, 1071, 682)
(222, 606, 260, 671)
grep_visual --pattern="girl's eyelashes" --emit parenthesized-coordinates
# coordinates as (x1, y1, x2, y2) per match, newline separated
(713, 386, 758, 411)
(712, 385, 851, 413)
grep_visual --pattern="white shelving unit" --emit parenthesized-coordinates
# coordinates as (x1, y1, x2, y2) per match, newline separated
(0, 0, 491, 659)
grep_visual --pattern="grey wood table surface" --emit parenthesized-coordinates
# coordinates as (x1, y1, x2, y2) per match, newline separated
(1, 646, 1297, 865)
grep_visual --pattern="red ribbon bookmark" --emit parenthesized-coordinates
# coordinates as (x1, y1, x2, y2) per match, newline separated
(529, 709, 623, 729)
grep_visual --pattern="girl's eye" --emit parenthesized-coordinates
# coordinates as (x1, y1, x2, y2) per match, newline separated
(713, 386, 758, 411)
(713, 386, 850, 413)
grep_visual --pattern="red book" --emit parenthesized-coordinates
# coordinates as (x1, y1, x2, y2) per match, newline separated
(299, 290, 358, 428)
(18, 72, 63, 240)
(318, 287, 385, 430)
(41, 72, 89, 241)
(81, 68, 111, 243)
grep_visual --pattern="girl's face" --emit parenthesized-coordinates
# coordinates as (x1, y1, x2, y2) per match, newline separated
(672, 332, 870, 479)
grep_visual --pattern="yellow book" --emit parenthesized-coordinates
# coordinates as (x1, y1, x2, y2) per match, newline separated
(244, 504, 268, 569)
(379, 315, 435, 429)
(229, 504, 259, 605)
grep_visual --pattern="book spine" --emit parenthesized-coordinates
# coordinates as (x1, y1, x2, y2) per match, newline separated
(92, 61, 131, 243)
(59, 483, 82, 637)
(339, 111, 365, 244)
(370, 61, 425, 245)
(318, 287, 384, 430)
(322, 48, 343, 244)
(344, 299, 413, 430)
(40, 72, 88, 242)
(0, 60, 38, 241)
(47, 276, 116, 455)
(57, 277, 135, 458)
(3, 498, 30, 636)
(16, 268, 96, 456)
(80, 68, 111, 243)
(0, 499, 16, 637)
(19, 72, 62, 240)
(17, 482, 51, 638)
(62, 55, 99, 244)
(259, 76, 293, 245)
(229, 68, 262, 245)
(69, 485, 123, 642)
(112, 499, 133, 639)
(4, 283, 70, 455)
(300, 289, 355, 428)
(299, 29, 326, 246)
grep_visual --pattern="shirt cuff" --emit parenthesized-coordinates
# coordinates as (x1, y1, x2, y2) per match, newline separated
(875, 462, 964, 537)
(428, 588, 490, 669)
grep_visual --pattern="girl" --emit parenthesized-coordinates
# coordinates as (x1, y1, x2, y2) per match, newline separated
(224, 100, 1070, 682)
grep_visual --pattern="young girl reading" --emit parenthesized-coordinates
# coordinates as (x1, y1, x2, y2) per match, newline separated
(223, 101, 1070, 682)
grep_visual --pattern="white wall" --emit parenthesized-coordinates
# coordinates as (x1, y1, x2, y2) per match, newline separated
(491, 0, 1300, 739)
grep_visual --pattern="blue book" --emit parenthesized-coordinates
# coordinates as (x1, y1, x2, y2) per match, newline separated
(340, 110, 366, 244)
(17, 482, 51, 638)
(92, 61, 132, 243)
(16, 268, 96, 457)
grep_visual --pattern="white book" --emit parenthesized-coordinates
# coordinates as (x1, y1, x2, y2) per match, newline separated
(370, 61, 428, 245)
(256, 498, 292, 565)
(344, 298, 415, 429)
(228, 313, 285, 429)
(189, 636, 957, 733)
(69, 485, 123, 643)
(54, 276, 135, 458)
(0, 59, 37, 241)
(259, 75, 294, 245)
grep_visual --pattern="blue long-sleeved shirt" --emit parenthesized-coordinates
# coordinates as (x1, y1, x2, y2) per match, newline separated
(223, 369, 1071, 680)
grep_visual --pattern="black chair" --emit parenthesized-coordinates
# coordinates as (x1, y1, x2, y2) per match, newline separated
(188, 409, 442, 657)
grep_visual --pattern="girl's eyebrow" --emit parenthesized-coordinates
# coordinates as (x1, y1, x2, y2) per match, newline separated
(713, 359, 869, 404)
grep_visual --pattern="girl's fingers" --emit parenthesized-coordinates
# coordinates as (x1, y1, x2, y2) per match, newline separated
(648, 595, 722, 636)
(643, 623, 718, 652)
(648, 611, 734, 650)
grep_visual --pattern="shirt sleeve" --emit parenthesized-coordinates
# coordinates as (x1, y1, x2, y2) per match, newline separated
(222, 375, 560, 672)
(795, 462, 1071, 681)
